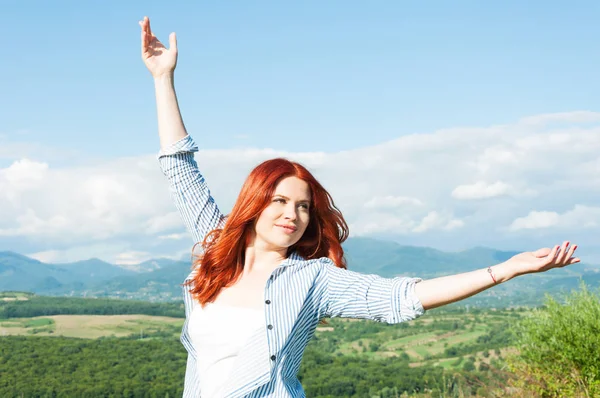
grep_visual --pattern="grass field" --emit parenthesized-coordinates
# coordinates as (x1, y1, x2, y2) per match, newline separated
(315, 312, 518, 371)
(0, 291, 31, 301)
(0, 314, 184, 339)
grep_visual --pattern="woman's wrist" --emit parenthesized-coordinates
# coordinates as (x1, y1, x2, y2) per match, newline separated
(490, 261, 520, 284)
(153, 72, 175, 85)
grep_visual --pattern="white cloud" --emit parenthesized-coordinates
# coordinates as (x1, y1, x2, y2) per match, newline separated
(519, 111, 600, 126)
(349, 211, 463, 235)
(145, 212, 183, 234)
(0, 159, 49, 204)
(27, 242, 133, 264)
(4, 111, 600, 262)
(28, 249, 67, 264)
(2, 158, 48, 185)
(444, 219, 466, 230)
(364, 196, 423, 209)
(158, 233, 187, 240)
(413, 211, 464, 233)
(509, 211, 561, 231)
(452, 181, 513, 200)
(509, 205, 600, 231)
(114, 251, 153, 266)
(0, 156, 173, 242)
(349, 216, 416, 236)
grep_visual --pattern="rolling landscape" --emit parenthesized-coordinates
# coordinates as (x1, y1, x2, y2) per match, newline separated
(1, 291, 521, 397)
(1, 237, 599, 397)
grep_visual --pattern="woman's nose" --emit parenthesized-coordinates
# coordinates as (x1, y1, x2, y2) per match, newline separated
(284, 204, 297, 220)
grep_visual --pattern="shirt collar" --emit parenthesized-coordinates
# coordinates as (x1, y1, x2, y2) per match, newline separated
(280, 251, 306, 267)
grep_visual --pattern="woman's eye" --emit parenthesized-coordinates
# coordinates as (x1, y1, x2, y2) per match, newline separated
(273, 198, 308, 209)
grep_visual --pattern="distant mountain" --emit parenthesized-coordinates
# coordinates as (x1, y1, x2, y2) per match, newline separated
(1, 238, 598, 306)
(53, 258, 136, 280)
(0, 251, 135, 293)
(88, 259, 193, 300)
(0, 251, 76, 292)
(117, 258, 181, 273)
(541, 273, 600, 291)
(343, 238, 519, 277)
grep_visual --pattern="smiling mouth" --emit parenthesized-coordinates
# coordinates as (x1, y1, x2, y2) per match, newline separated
(276, 225, 297, 232)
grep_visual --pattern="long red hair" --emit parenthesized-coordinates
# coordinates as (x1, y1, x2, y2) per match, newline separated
(184, 158, 349, 305)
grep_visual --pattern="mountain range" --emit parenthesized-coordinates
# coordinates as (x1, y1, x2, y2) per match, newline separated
(1, 237, 598, 306)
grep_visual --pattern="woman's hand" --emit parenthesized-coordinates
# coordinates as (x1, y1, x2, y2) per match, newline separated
(139, 16, 177, 78)
(503, 241, 580, 277)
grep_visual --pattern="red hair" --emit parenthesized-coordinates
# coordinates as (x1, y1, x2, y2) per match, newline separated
(184, 158, 349, 306)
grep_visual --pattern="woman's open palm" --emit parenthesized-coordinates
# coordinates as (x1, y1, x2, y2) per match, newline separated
(506, 241, 580, 276)
(139, 16, 177, 77)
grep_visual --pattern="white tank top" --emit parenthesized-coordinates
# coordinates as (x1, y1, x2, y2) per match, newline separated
(188, 303, 264, 398)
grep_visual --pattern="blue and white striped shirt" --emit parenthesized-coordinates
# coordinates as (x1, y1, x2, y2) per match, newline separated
(158, 135, 426, 398)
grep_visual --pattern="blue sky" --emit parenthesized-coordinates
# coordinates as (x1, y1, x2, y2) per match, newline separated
(1, 1, 600, 265)
(3, 1, 599, 157)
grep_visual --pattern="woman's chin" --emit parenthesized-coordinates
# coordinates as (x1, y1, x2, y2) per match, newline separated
(269, 237, 300, 251)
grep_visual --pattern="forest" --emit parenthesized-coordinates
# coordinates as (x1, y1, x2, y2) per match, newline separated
(1, 286, 599, 397)
(0, 292, 184, 318)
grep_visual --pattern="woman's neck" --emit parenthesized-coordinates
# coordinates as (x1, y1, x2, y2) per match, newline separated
(243, 237, 288, 274)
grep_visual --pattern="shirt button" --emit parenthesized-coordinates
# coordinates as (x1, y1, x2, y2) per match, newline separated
(270, 355, 276, 361)
(267, 324, 273, 330)
(265, 300, 271, 305)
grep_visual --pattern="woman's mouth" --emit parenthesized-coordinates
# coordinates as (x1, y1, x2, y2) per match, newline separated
(276, 224, 297, 234)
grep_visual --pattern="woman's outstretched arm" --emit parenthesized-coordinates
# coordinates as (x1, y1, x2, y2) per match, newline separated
(414, 241, 580, 310)
(140, 16, 187, 150)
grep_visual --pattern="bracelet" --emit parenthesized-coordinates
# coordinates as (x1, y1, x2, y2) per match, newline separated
(487, 266, 497, 284)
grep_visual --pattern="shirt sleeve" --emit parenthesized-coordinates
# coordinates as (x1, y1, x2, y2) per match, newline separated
(320, 258, 425, 324)
(157, 135, 226, 245)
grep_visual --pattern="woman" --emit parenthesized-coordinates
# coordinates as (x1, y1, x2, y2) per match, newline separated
(139, 16, 580, 398)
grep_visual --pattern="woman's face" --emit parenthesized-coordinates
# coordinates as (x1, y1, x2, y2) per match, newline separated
(253, 176, 311, 252)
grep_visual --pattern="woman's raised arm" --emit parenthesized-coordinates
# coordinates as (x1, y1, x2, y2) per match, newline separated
(140, 16, 186, 150)
(140, 16, 225, 244)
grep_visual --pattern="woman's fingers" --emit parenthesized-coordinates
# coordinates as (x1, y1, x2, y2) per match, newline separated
(145, 16, 152, 36)
(139, 17, 151, 38)
(549, 242, 578, 268)
(560, 241, 574, 264)
(140, 18, 149, 49)
(169, 32, 177, 52)
(562, 244, 578, 266)
(141, 27, 147, 54)
(552, 242, 565, 264)
(546, 245, 560, 265)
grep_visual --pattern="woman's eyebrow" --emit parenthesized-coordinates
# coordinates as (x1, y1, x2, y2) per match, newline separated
(273, 194, 311, 203)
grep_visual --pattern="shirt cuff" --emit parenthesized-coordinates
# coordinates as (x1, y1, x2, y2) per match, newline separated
(157, 135, 199, 159)
(388, 277, 425, 323)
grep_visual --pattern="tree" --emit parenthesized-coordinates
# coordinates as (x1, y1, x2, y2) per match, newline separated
(462, 360, 475, 372)
(508, 283, 600, 397)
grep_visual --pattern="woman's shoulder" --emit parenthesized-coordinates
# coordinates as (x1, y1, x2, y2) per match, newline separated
(293, 256, 339, 282)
